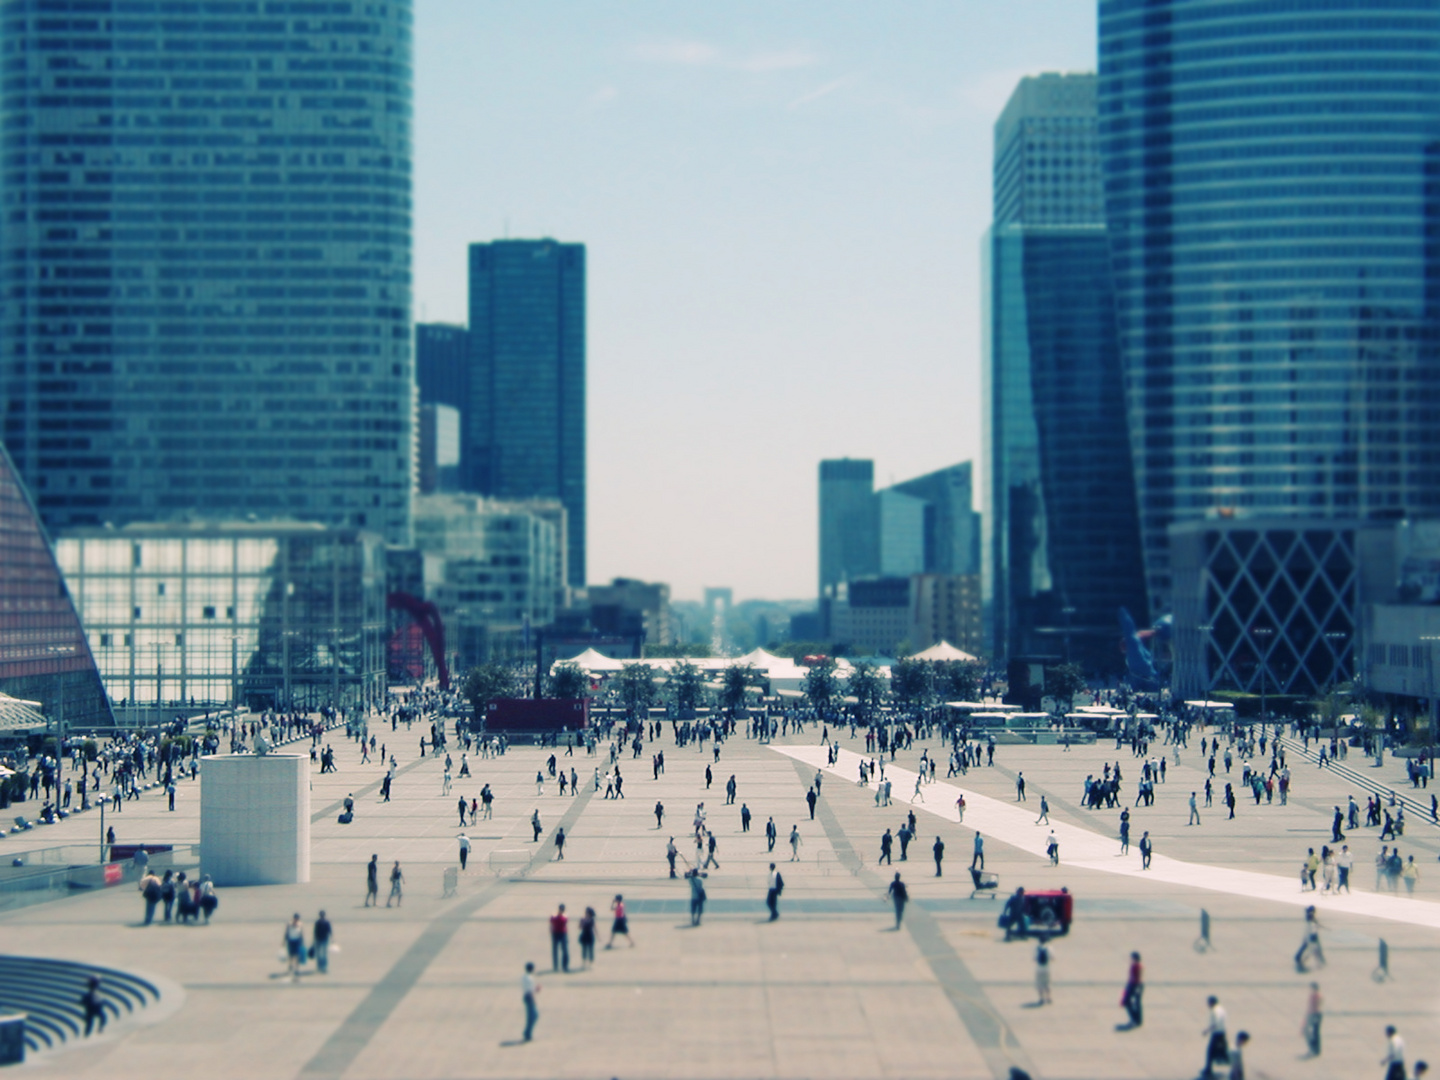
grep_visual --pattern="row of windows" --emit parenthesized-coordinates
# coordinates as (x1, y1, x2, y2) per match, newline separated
(1372, 643, 1436, 668)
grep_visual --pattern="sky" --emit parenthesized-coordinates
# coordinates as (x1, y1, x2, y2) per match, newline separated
(413, 1, 1098, 602)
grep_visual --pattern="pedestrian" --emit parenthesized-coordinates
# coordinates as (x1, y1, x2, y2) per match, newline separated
(704, 831, 720, 869)
(1046, 830, 1059, 865)
(766, 816, 777, 852)
(577, 907, 596, 968)
(1202, 995, 1229, 1078)
(1016, 772, 1026, 801)
(956, 793, 966, 822)
(549, 904, 569, 972)
(605, 894, 633, 948)
(138, 868, 161, 925)
(386, 861, 403, 908)
(655, 800, 664, 828)
(1230, 1030, 1249, 1080)
(521, 962, 540, 1042)
(972, 831, 984, 870)
(933, 836, 945, 877)
(887, 872, 908, 929)
(1403, 855, 1420, 894)
(742, 803, 752, 831)
(1189, 791, 1201, 825)
(160, 870, 176, 922)
(880, 828, 893, 865)
(365, 854, 379, 906)
(1119, 952, 1143, 1029)
(687, 867, 707, 926)
(666, 837, 678, 878)
(1139, 831, 1152, 870)
(1294, 905, 1324, 971)
(531, 809, 542, 842)
(1337, 845, 1353, 893)
(1034, 940, 1052, 1005)
(789, 825, 802, 862)
(458, 833, 470, 870)
(554, 827, 566, 861)
(806, 788, 817, 819)
(81, 976, 106, 1036)
(1383, 1025, 1406, 1080)
(1036, 795, 1049, 825)
(1302, 982, 1322, 1057)
(312, 910, 332, 974)
(283, 912, 305, 980)
(766, 862, 782, 920)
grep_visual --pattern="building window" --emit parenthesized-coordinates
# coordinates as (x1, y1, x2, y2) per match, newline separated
(157, 582, 166, 596)
(99, 633, 112, 648)
(203, 606, 216, 619)
(175, 633, 183, 647)
(226, 606, 235, 619)
(133, 606, 142, 619)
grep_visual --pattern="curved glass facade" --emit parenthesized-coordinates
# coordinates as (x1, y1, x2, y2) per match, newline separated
(1, 1, 413, 542)
(1099, 0, 1440, 615)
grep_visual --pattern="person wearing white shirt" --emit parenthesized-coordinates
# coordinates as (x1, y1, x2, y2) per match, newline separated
(1383, 1025, 1405, 1080)
(521, 962, 540, 1042)
(1203, 995, 1228, 1076)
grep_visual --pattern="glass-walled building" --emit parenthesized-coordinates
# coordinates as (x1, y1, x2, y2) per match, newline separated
(1, 3, 414, 543)
(56, 522, 387, 718)
(984, 73, 1147, 674)
(1099, 0, 1440, 618)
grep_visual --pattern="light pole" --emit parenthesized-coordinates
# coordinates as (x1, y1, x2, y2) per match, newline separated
(1422, 634, 1440, 750)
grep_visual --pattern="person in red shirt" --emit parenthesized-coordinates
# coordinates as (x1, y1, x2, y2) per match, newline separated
(549, 905, 569, 972)
(1120, 952, 1143, 1029)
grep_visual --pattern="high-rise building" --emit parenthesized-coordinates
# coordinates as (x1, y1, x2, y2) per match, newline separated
(415, 324, 470, 414)
(818, 459, 879, 634)
(417, 404, 461, 495)
(1, 4, 414, 543)
(984, 72, 1147, 673)
(466, 240, 586, 588)
(887, 463, 981, 578)
(1099, 1, 1440, 617)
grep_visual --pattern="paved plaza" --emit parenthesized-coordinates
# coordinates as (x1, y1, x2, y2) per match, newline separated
(2, 723, 1438, 1079)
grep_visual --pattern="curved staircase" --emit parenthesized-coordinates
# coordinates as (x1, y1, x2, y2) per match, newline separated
(0, 955, 160, 1054)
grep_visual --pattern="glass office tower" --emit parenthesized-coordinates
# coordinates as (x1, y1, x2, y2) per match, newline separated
(984, 73, 1147, 673)
(466, 240, 585, 588)
(1, 2, 414, 543)
(1099, 0, 1440, 617)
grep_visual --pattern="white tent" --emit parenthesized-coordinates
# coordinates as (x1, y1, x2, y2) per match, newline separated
(909, 641, 979, 663)
(553, 648, 626, 674)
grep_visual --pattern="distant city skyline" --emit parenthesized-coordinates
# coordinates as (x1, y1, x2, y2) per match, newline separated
(412, 1, 1097, 599)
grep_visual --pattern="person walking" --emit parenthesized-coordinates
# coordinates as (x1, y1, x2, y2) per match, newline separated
(283, 913, 306, 980)
(1119, 952, 1143, 1029)
(365, 854, 379, 906)
(1189, 791, 1201, 825)
(1034, 940, 1052, 1005)
(887, 872, 909, 929)
(766, 863, 782, 921)
(138, 868, 161, 925)
(654, 800, 664, 828)
(1303, 982, 1322, 1057)
(521, 962, 540, 1042)
(789, 825, 802, 862)
(933, 836, 945, 877)
(549, 904, 570, 972)
(386, 861, 404, 908)
(741, 803, 752, 832)
(81, 976, 106, 1036)
(806, 787, 817, 820)
(1202, 995, 1229, 1078)
(972, 832, 985, 870)
(1294, 905, 1325, 971)
(312, 910, 333, 974)
(577, 907, 596, 969)
(1230, 1030, 1250, 1080)
(703, 831, 720, 869)
(531, 809, 542, 842)
(1046, 830, 1060, 865)
(606, 894, 633, 948)
(666, 837, 679, 878)
(1036, 795, 1049, 825)
(766, 816, 777, 853)
(880, 828, 893, 865)
(1383, 1025, 1406, 1080)
(686, 867, 707, 926)
(1016, 772, 1027, 801)
(458, 833, 470, 870)
(554, 827, 566, 861)
(1139, 831, 1153, 870)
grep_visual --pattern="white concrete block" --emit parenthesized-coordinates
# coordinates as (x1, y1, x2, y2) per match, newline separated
(199, 754, 310, 886)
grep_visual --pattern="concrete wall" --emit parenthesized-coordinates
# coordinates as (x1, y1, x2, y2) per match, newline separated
(200, 755, 309, 886)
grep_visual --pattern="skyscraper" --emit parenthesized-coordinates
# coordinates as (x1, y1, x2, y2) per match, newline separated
(1, 3, 414, 542)
(818, 458, 879, 599)
(466, 240, 585, 588)
(984, 73, 1147, 672)
(887, 462, 981, 578)
(1099, 1, 1440, 617)
(416, 323, 470, 414)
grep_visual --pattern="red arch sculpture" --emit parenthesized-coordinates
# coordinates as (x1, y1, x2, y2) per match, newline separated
(386, 592, 450, 690)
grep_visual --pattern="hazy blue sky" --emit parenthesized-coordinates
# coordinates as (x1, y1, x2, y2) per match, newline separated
(413, 1, 1096, 601)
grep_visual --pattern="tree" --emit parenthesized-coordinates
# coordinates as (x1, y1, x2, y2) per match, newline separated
(617, 662, 657, 716)
(721, 664, 759, 712)
(1044, 662, 1088, 714)
(666, 659, 708, 713)
(803, 658, 840, 713)
(891, 658, 935, 710)
(547, 662, 589, 700)
(463, 663, 516, 721)
(933, 660, 982, 703)
(847, 660, 885, 717)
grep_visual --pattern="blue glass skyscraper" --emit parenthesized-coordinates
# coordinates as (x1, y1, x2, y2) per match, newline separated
(1099, 0, 1440, 616)
(1, 2, 413, 542)
(466, 239, 586, 588)
(984, 73, 1147, 672)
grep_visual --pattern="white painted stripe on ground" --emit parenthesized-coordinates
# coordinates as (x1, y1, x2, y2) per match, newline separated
(774, 743, 1440, 931)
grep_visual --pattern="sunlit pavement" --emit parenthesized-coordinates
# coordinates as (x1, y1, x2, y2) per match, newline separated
(2, 723, 1437, 1079)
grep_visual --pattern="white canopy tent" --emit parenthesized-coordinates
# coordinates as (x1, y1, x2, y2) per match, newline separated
(908, 641, 979, 663)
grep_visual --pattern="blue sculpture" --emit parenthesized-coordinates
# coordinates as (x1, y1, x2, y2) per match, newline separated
(1120, 608, 1172, 691)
